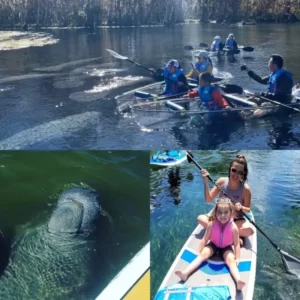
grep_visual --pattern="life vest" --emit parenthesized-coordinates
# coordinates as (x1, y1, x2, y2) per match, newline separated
(163, 66, 185, 94)
(198, 85, 223, 110)
(210, 219, 234, 248)
(211, 40, 222, 51)
(268, 69, 294, 94)
(191, 60, 211, 80)
(225, 38, 234, 47)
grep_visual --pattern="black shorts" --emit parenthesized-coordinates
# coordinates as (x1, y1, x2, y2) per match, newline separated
(234, 217, 245, 222)
(206, 241, 233, 257)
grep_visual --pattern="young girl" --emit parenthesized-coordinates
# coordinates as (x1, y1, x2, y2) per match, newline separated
(187, 50, 213, 82)
(175, 198, 246, 290)
(187, 72, 230, 111)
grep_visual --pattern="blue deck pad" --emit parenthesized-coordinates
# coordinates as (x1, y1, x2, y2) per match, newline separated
(154, 284, 231, 300)
(181, 249, 251, 275)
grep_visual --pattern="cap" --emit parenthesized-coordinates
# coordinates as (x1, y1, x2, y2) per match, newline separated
(228, 33, 234, 38)
(214, 36, 221, 40)
(195, 50, 209, 59)
(167, 59, 179, 68)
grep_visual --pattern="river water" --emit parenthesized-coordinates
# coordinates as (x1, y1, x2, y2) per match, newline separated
(150, 151, 300, 299)
(0, 151, 149, 299)
(0, 24, 300, 150)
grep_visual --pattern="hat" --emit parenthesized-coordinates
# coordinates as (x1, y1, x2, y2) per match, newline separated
(228, 33, 234, 38)
(167, 59, 179, 68)
(214, 36, 221, 40)
(195, 50, 209, 59)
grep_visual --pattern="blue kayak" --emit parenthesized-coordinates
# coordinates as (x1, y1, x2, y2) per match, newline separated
(150, 150, 187, 167)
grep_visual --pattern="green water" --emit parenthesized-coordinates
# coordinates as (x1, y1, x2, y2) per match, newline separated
(0, 151, 149, 299)
(151, 151, 300, 299)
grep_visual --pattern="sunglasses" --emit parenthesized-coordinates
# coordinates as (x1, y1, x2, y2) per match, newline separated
(231, 168, 244, 176)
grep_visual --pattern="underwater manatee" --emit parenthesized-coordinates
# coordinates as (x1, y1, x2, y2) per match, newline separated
(0, 188, 102, 300)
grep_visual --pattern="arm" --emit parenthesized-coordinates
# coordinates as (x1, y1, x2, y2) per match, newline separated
(202, 172, 225, 202)
(247, 70, 269, 85)
(199, 222, 213, 252)
(241, 184, 251, 214)
(232, 223, 240, 265)
(206, 64, 213, 74)
(187, 89, 199, 98)
(211, 89, 230, 108)
(178, 74, 190, 92)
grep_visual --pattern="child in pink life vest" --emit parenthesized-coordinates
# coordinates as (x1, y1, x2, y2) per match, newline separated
(175, 197, 246, 291)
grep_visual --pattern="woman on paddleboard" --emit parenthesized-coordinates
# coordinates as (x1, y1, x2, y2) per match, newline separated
(197, 155, 254, 244)
(175, 198, 246, 290)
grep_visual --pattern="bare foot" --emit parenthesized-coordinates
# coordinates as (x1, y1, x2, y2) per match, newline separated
(237, 279, 246, 290)
(175, 270, 188, 282)
(239, 238, 244, 247)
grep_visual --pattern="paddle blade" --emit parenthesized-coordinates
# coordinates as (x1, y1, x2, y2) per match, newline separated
(184, 45, 194, 50)
(199, 42, 209, 48)
(186, 151, 194, 163)
(243, 46, 254, 52)
(106, 49, 128, 60)
(217, 84, 243, 94)
(281, 250, 300, 277)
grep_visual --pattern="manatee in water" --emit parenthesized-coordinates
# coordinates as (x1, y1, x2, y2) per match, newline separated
(0, 188, 102, 300)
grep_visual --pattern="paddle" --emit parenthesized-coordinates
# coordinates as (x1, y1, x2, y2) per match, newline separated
(186, 151, 300, 277)
(240, 46, 254, 52)
(200, 42, 253, 52)
(106, 49, 163, 81)
(244, 90, 300, 113)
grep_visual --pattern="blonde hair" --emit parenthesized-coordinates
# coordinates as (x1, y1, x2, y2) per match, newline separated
(208, 197, 234, 222)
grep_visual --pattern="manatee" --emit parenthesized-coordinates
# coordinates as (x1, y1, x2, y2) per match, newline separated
(0, 111, 101, 150)
(0, 188, 102, 300)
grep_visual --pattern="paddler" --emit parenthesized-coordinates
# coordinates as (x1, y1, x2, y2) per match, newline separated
(161, 59, 189, 95)
(224, 33, 238, 52)
(241, 54, 294, 103)
(210, 36, 223, 51)
(186, 72, 230, 111)
(186, 50, 213, 83)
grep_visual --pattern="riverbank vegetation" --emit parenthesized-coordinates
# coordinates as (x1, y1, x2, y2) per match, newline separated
(0, 0, 298, 29)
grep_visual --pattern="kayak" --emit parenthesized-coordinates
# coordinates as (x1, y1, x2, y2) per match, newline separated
(223, 90, 300, 119)
(193, 48, 241, 57)
(115, 82, 246, 128)
(96, 242, 150, 300)
(154, 212, 257, 300)
(150, 150, 187, 167)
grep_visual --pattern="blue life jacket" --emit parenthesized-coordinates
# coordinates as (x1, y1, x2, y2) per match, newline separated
(198, 85, 223, 110)
(191, 61, 211, 81)
(211, 40, 222, 51)
(225, 38, 234, 47)
(268, 69, 294, 94)
(163, 66, 185, 94)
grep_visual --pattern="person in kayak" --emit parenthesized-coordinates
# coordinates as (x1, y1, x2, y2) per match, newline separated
(186, 50, 213, 82)
(186, 72, 230, 111)
(175, 197, 246, 290)
(161, 59, 189, 95)
(210, 36, 223, 51)
(197, 155, 254, 245)
(241, 55, 294, 103)
(224, 33, 238, 51)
